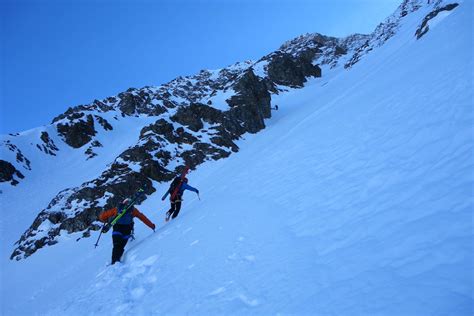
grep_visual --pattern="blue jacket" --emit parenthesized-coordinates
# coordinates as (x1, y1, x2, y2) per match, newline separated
(179, 182, 198, 195)
(162, 181, 199, 200)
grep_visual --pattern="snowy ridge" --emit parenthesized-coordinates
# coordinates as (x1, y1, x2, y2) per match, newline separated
(279, 32, 371, 68)
(345, 0, 461, 68)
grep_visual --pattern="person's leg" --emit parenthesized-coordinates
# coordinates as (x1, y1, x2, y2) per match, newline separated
(166, 199, 177, 220)
(171, 200, 182, 219)
(111, 225, 131, 264)
(112, 235, 126, 264)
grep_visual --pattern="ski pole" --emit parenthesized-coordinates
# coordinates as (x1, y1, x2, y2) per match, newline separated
(94, 223, 106, 248)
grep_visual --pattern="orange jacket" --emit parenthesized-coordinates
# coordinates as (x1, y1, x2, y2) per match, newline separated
(99, 207, 156, 230)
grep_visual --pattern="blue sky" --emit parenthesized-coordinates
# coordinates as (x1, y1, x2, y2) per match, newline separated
(0, 0, 401, 134)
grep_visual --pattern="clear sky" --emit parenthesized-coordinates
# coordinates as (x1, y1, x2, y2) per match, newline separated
(0, 0, 401, 134)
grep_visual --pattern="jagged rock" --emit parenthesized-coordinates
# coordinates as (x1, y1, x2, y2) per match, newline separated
(91, 140, 102, 147)
(176, 127, 200, 144)
(171, 103, 224, 132)
(194, 142, 231, 160)
(4, 141, 32, 171)
(210, 136, 239, 152)
(266, 52, 321, 87)
(153, 149, 172, 164)
(0, 160, 24, 185)
(92, 99, 114, 112)
(57, 114, 96, 148)
(296, 53, 323, 79)
(180, 146, 207, 168)
(171, 108, 203, 132)
(117, 91, 166, 116)
(95, 115, 113, 131)
(345, 40, 371, 68)
(140, 119, 177, 142)
(118, 91, 145, 115)
(121, 144, 153, 163)
(415, 3, 459, 39)
(276, 32, 370, 70)
(85, 148, 97, 159)
(227, 69, 272, 133)
(84, 140, 102, 160)
(16, 151, 31, 170)
(140, 159, 171, 182)
(52, 108, 86, 123)
(343, 0, 437, 69)
(39, 131, 59, 156)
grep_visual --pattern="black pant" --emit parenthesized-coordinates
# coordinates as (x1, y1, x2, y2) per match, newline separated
(167, 196, 182, 219)
(111, 224, 132, 264)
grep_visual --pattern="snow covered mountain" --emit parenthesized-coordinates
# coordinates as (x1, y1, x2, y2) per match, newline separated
(1, 6, 374, 261)
(1, 0, 472, 315)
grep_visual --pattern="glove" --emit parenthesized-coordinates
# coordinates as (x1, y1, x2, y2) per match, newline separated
(101, 223, 110, 233)
(161, 196, 165, 201)
(151, 223, 156, 231)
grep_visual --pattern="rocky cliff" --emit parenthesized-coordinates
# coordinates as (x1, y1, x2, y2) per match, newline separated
(3, 0, 459, 260)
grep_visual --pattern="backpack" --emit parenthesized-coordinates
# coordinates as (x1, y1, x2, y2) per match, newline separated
(169, 176, 182, 194)
(115, 202, 134, 226)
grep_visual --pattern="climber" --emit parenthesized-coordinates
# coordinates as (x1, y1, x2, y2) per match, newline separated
(99, 198, 156, 264)
(162, 176, 199, 221)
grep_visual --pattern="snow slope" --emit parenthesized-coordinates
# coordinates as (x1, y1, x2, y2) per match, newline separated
(1, 1, 473, 315)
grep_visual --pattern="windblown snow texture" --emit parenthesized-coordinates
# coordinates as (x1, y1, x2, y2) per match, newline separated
(0, 0, 472, 315)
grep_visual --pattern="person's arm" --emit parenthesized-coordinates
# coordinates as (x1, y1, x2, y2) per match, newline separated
(132, 208, 156, 230)
(99, 208, 117, 222)
(182, 182, 199, 194)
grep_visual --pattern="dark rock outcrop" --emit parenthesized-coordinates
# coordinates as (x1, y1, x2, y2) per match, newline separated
(52, 107, 88, 124)
(227, 69, 272, 133)
(415, 3, 459, 39)
(3, 141, 31, 172)
(140, 119, 176, 142)
(85, 140, 103, 160)
(38, 132, 59, 156)
(0, 160, 24, 186)
(95, 116, 113, 131)
(118, 89, 167, 116)
(171, 103, 224, 132)
(57, 114, 97, 148)
(266, 52, 321, 88)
